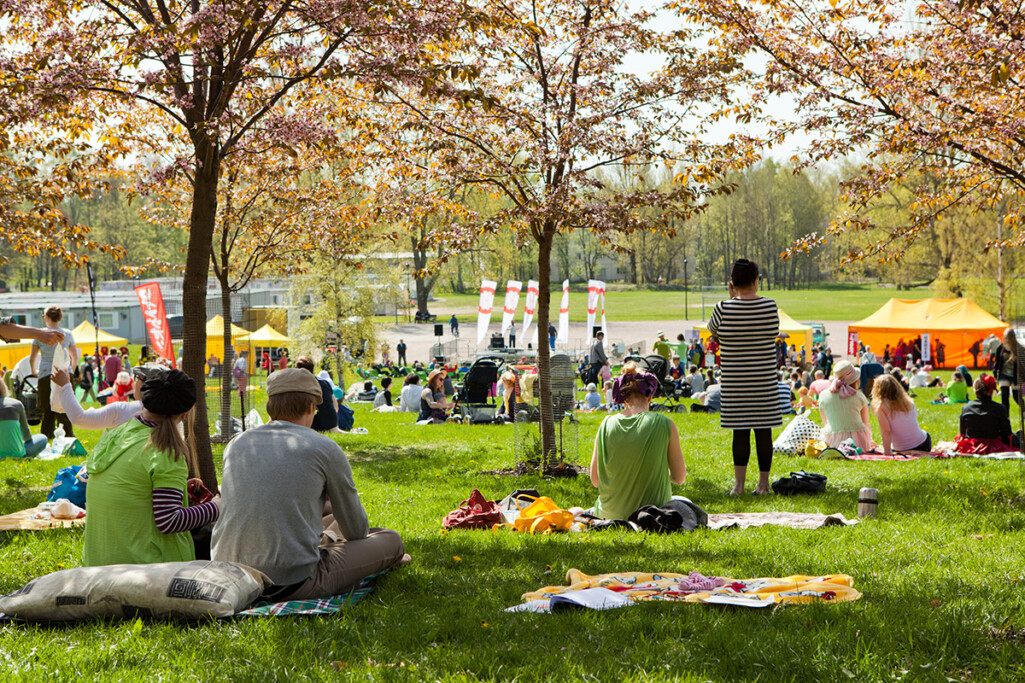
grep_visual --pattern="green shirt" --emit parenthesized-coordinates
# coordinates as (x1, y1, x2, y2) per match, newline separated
(594, 411, 673, 520)
(83, 419, 194, 567)
(946, 382, 968, 403)
(819, 389, 870, 435)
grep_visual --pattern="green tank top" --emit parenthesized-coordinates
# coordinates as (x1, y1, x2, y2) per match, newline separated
(594, 411, 673, 520)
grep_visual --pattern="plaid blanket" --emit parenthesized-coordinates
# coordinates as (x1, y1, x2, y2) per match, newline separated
(233, 572, 384, 617)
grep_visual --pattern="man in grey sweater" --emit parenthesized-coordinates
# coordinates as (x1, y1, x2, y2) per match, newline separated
(588, 331, 608, 385)
(211, 368, 406, 601)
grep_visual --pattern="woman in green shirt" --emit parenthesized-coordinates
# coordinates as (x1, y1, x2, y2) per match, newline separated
(589, 363, 686, 520)
(83, 369, 219, 567)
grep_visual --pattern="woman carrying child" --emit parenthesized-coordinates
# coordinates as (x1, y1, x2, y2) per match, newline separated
(83, 369, 219, 566)
(871, 374, 931, 455)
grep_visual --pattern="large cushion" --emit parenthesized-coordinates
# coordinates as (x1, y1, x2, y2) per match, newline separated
(0, 561, 269, 621)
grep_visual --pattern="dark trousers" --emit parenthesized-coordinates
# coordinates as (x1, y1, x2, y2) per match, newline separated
(38, 375, 74, 439)
(398, 350, 407, 365)
(588, 362, 603, 385)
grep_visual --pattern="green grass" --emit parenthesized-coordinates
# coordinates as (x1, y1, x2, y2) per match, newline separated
(429, 284, 934, 322)
(2, 378, 1025, 681)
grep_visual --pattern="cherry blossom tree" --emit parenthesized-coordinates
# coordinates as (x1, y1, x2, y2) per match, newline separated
(370, 0, 758, 463)
(0, 0, 481, 479)
(680, 0, 1025, 262)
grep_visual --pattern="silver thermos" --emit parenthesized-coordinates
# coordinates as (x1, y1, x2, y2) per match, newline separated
(858, 488, 878, 519)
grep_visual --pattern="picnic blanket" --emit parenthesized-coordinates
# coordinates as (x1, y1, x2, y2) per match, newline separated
(233, 572, 384, 617)
(843, 448, 1025, 461)
(519, 568, 862, 606)
(0, 506, 86, 531)
(707, 512, 858, 530)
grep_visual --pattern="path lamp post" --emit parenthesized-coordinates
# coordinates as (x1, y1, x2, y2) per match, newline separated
(683, 258, 689, 322)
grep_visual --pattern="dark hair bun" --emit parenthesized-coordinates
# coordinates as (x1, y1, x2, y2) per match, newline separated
(731, 259, 760, 288)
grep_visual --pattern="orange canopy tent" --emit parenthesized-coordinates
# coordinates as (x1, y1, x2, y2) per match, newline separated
(848, 298, 1008, 369)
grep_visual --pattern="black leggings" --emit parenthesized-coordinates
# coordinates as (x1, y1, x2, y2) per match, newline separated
(732, 428, 773, 472)
(1000, 385, 1021, 412)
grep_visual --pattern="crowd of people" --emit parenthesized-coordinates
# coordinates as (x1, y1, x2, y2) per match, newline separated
(0, 274, 1022, 604)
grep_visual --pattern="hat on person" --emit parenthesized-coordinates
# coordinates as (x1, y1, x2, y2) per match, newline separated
(657, 330, 664, 337)
(586, 383, 597, 391)
(428, 368, 444, 384)
(832, 360, 858, 386)
(141, 369, 196, 416)
(267, 367, 323, 399)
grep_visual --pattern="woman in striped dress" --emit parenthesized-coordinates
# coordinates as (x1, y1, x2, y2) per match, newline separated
(707, 259, 781, 495)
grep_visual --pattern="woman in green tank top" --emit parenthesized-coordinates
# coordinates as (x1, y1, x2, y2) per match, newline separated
(590, 363, 686, 520)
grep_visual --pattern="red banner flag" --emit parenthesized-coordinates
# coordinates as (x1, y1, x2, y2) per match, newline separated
(135, 282, 176, 367)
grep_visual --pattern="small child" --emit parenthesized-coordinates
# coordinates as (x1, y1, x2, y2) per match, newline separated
(584, 383, 602, 410)
(942, 371, 969, 403)
(603, 380, 618, 411)
(112, 371, 133, 402)
(796, 386, 816, 413)
(688, 365, 704, 396)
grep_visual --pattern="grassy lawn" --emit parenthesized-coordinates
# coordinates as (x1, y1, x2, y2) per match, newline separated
(429, 284, 935, 323)
(2, 377, 1025, 681)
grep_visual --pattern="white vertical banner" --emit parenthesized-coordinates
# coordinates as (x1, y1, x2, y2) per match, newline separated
(921, 333, 931, 363)
(500, 280, 522, 333)
(586, 280, 601, 336)
(558, 279, 570, 345)
(597, 280, 607, 338)
(477, 280, 497, 344)
(521, 280, 539, 341)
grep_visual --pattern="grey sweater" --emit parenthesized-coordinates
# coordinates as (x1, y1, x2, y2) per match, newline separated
(211, 421, 370, 585)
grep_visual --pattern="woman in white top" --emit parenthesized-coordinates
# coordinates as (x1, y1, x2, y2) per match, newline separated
(400, 373, 422, 413)
(49, 364, 163, 430)
(871, 374, 931, 455)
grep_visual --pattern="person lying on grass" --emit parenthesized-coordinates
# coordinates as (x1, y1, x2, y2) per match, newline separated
(212, 368, 407, 602)
(589, 362, 686, 520)
(51, 364, 164, 430)
(83, 369, 219, 567)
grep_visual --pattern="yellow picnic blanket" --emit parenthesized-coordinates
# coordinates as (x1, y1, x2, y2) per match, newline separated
(522, 568, 861, 605)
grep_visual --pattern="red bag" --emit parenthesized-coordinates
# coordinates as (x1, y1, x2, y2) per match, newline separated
(442, 489, 502, 530)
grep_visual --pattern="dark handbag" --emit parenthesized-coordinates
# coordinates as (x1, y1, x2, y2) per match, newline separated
(771, 470, 827, 495)
(442, 489, 503, 529)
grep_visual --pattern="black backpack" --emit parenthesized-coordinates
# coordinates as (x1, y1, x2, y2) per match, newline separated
(771, 471, 827, 495)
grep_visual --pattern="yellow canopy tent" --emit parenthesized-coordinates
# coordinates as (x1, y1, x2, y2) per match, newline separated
(694, 308, 814, 357)
(245, 324, 290, 347)
(0, 339, 32, 374)
(205, 316, 251, 371)
(849, 298, 1007, 369)
(70, 320, 128, 356)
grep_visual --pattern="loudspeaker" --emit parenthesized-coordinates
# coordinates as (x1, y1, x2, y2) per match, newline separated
(434, 324, 444, 337)
(489, 333, 506, 349)
(592, 325, 603, 338)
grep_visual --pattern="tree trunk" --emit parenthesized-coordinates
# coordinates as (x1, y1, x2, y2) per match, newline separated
(182, 146, 220, 491)
(219, 273, 235, 445)
(536, 227, 557, 464)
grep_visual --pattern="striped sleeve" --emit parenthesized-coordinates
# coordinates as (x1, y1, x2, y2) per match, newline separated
(152, 488, 218, 534)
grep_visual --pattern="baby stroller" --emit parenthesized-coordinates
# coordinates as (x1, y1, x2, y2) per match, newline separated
(14, 374, 41, 426)
(455, 355, 505, 424)
(622, 354, 691, 412)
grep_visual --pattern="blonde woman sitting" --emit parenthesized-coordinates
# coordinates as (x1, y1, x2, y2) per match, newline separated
(589, 363, 686, 520)
(818, 360, 878, 451)
(871, 374, 931, 455)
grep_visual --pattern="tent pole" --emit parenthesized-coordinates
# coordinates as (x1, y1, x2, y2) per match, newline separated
(87, 263, 99, 360)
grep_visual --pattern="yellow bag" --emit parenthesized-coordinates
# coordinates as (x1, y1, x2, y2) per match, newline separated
(497, 495, 575, 534)
(805, 440, 828, 458)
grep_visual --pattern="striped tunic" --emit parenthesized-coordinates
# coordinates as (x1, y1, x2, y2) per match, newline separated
(708, 297, 782, 430)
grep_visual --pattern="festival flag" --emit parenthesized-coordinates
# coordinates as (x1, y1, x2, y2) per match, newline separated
(477, 280, 498, 344)
(847, 331, 859, 357)
(586, 280, 601, 336)
(500, 280, 522, 333)
(597, 280, 607, 338)
(522, 280, 539, 340)
(558, 279, 570, 345)
(135, 282, 175, 367)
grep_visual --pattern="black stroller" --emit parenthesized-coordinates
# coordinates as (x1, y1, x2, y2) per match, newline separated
(454, 356, 505, 424)
(621, 354, 691, 412)
(14, 374, 41, 425)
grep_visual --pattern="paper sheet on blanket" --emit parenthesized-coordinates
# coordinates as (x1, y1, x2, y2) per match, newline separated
(505, 588, 635, 613)
(702, 594, 776, 608)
